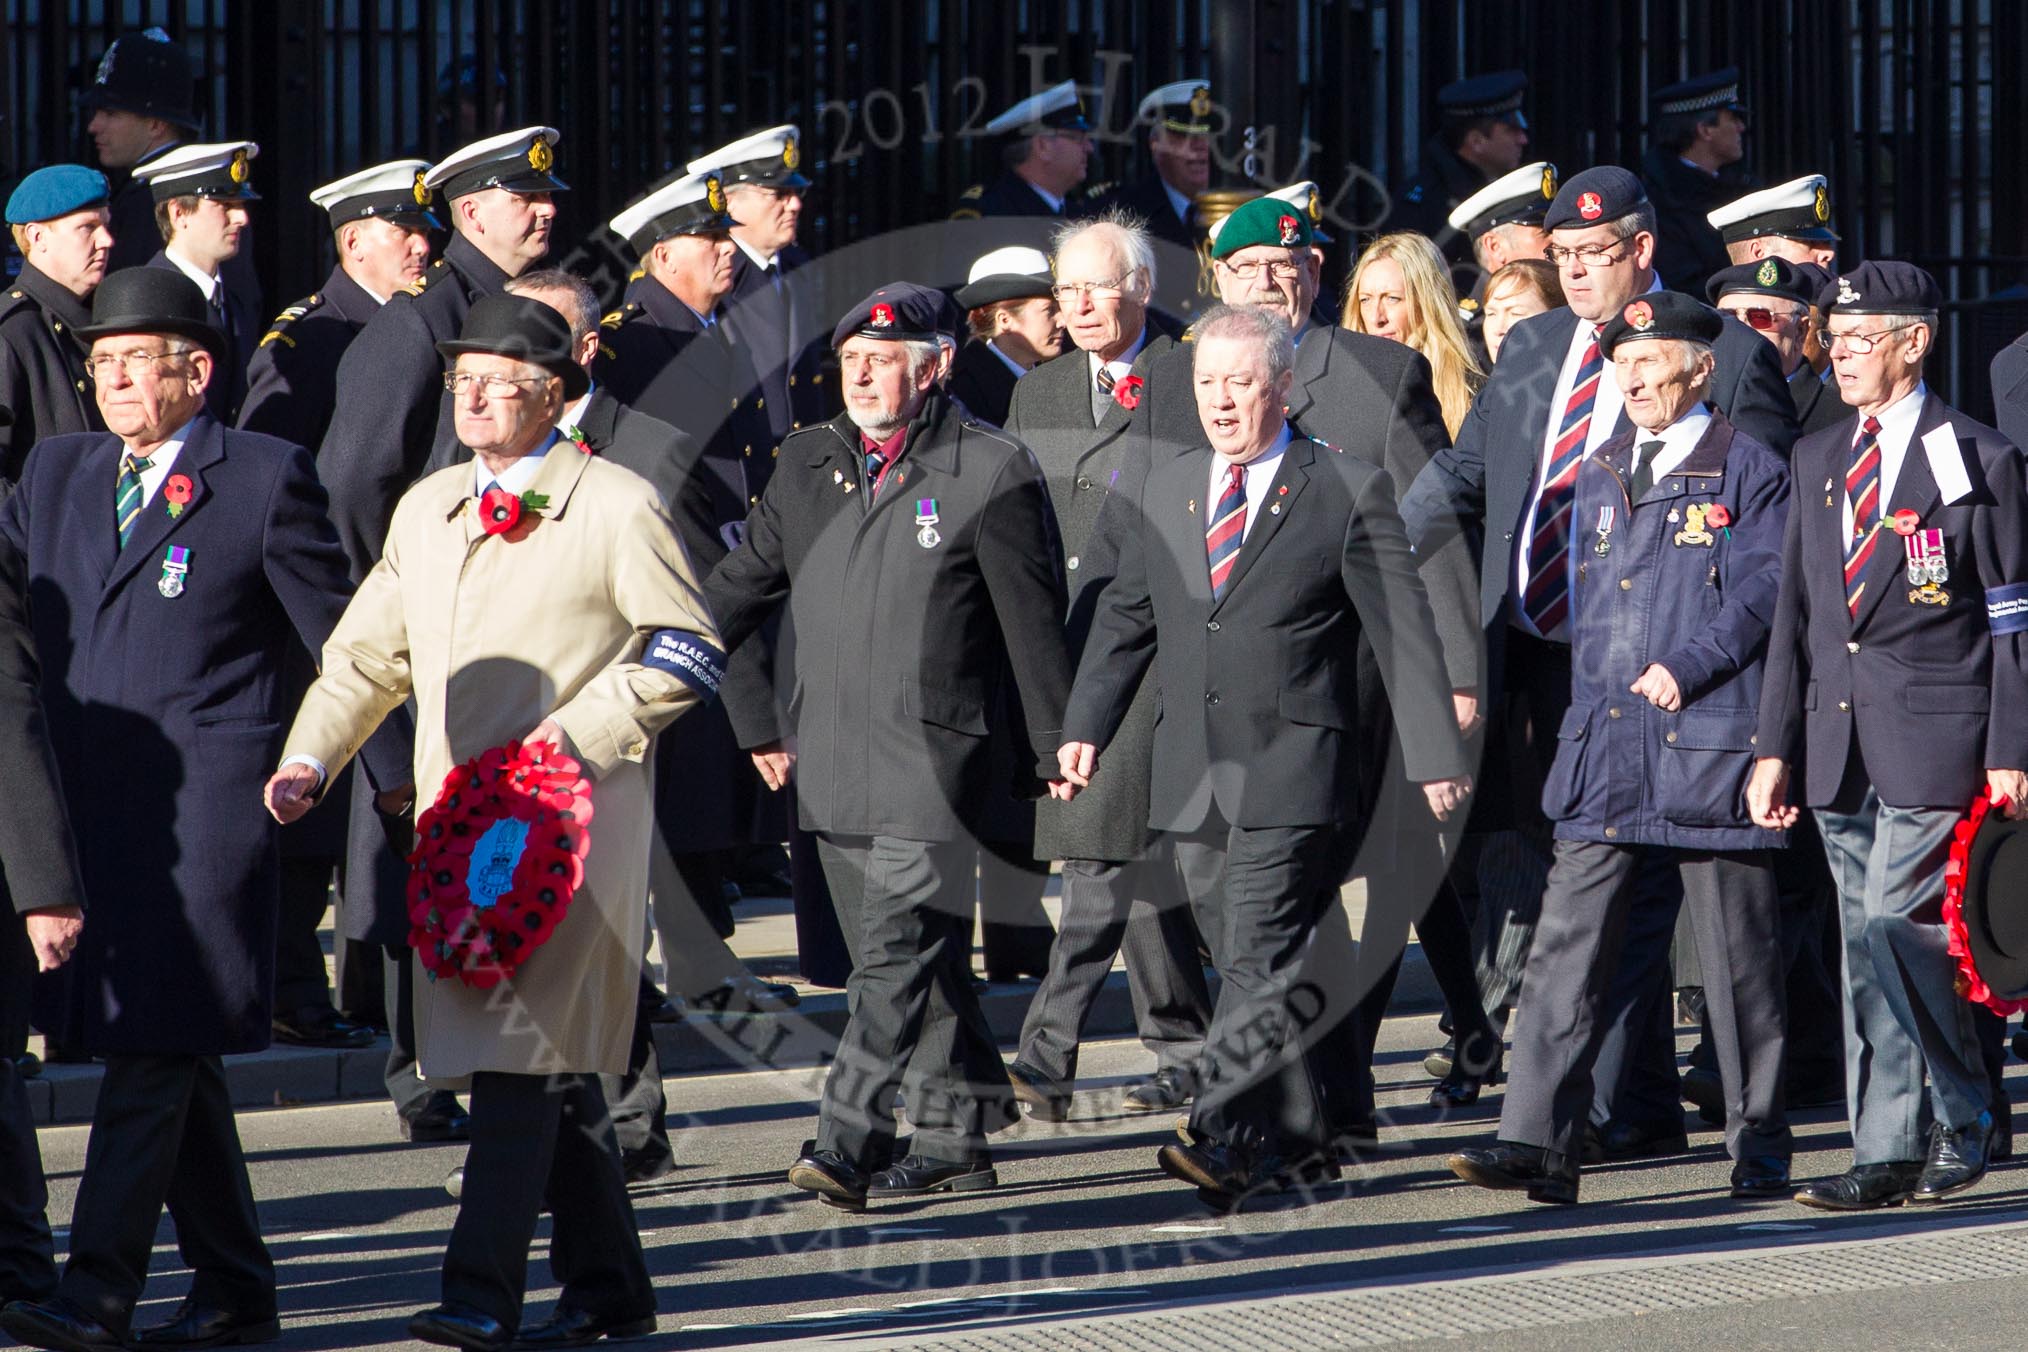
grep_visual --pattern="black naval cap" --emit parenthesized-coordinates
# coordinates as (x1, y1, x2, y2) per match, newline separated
(1597, 291, 1724, 358)
(81, 28, 200, 131)
(74, 267, 227, 359)
(831, 283, 949, 348)
(1817, 260, 1942, 317)
(1437, 70, 1528, 125)
(1706, 256, 1817, 309)
(1544, 165, 1648, 231)
(436, 293, 590, 399)
(1653, 67, 1748, 119)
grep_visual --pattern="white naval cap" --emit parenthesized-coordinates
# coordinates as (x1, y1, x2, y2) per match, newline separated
(1705, 173, 1838, 244)
(310, 159, 439, 228)
(1208, 181, 1330, 246)
(424, 126, 567, 199)
(983, 80, 1089, 137)
(1447, 161, 1559, 236)
(131, 141, 260, 201)
(1136, 79, 1214, 134)
(609, 170, 737, 255)
(687, 124, 810, 190)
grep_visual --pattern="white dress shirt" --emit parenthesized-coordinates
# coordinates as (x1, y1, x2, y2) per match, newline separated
(735, 236, 781, 293)
(475, 432, 558, 498)
(1842, 381, 1928, 542)
(559, 387, 596, 439)
(1206, 423, 1293, 538)
(1630, 404, 1713, 482)
(163, 249, 223, 305)
(1088, 326, 1150, 394)
(123, 431, 189, 507)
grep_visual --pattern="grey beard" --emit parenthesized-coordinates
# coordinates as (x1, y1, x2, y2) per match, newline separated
(845, 407, 904, 441)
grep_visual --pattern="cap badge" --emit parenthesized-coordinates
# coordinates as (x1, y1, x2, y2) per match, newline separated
(94, 44, 117, 84)
(1815, 186, 1831, 222)
(1540, 165, 1557, 200)
(871, 302, 895, 328)
(1189, 86, 1212, 119)
(1624, 299, 1654, 330)
(1306, 193, 1321, 224)
(1756, 259, 1779, 287)
(1837, 276, 1860, 305)
(228, 149, 250, 185)
(528, 137, 554, 174)
(1577, 191, 1603, 221)
(783, 135, 800, 171)
(706, 174, 727, 214)
(1277, 213, 1300, 246)
(412, 170, 433, 207)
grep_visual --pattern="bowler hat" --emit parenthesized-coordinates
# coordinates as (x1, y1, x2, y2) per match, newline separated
(73, 267, 226, 358)
(435, 294, 590, 399)
(1947, 792, 2028, 1011)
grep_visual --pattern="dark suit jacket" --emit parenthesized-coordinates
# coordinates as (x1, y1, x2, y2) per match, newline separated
(2, 415, 403, 1055)
(1399, 299, 1799, 665)
(320, 233, 509, 578)
(1791, 364, 1847, 437)
(0, 535, 83, 918)
(706, 393, 1072, 842)
(947, 338, 1024, 428)
(1757, 393, 2028, 809)
(951, 171, 1084, 220)
(0, 265, 102, 486)
(237, 265, 381, 453)
(1065, 432, 1467, 832)
(145, 251, 259, 425)
(1640, 147, 1753, 301)
(1990, 334, 2028, 453)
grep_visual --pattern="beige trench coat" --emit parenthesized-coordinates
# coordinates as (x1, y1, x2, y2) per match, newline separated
(284, 448, 720, 1080)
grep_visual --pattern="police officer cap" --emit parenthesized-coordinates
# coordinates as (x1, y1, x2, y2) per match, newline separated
(81, 28, 200, 131)
(311, 159, 439, 230)
(74, 267, 227, 359)
(831, 283, 949, 348)
(1437, 70, 1527, 126)
(1653, 67, 1748, 119)
(435, 293, 589, 399)
(953, 246, 1053, 310)
(1705, 256, 1816, 309)
(1210, 194, 1313, 259)
(5, 165, 111, 225)
(131, 141, 260, 203)
(608, 171, 736, 257)
(426, 126, 567, 200)
(1448, 161, 1558, 237)
(687, 125, 810, 192)
(1543, 165, 1649, 231)
(1817, 260, 1942, 317)
(1597, 291, 1724, 358)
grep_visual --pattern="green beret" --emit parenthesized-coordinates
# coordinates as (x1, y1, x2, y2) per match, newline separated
(1212, 195, 1313, 259)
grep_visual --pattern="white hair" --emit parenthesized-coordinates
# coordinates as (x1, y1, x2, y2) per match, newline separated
(1051, 208, 1157, 296)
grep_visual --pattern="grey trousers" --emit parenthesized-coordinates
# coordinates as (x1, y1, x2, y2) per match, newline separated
(813, 834, 1013, 1166)
(1014, 853, 1213, 1086)
(1500, 840, 1791, 1163)
(1815, 791, 1991, 1164)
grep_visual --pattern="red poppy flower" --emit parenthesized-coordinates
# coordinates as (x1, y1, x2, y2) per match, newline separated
(1112, 374, 1146, 411)
(1893, 509, 1922, 537)
(1704, 504, 1732, 528)
(480, 486, 522, 535)
(163, 474, 195, 517)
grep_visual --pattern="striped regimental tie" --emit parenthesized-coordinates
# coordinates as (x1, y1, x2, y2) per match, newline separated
(1843, 415, 1885, 614)
(115, 452, 152, 549)
(1206, 461, 1247, 600)
(1518, 327, 1604, 638)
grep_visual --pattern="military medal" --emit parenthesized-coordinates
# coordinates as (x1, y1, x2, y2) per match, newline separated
(158, 545, 189, 598)
(1594, 505, 1614, 555)
(915, 497, 941, 549)
(1673, 503, 1715, 548)
(1906, 526, 1950, 605)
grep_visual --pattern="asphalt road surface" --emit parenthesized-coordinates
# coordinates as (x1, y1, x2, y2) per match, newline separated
(25, 1014, 2028, 1351)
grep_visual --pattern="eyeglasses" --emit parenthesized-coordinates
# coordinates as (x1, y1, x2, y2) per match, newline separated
(1217, 258, 1303, 282)
(443, 371, 549, 396)
(1719, 305, 1798, 332)
(1816, 327, 1907, 355)
(84, 350, 188, 381)
(1049, 275, 1132, 303)
(1542, 242, 1629, 267)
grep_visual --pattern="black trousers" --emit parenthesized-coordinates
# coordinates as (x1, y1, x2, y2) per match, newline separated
(0, 1053, 55, 1303)
(602, 997, 670, 1169)
(0, 920, 30, 1061)
(443, 1072, 652, 1329)
(381, 945, 436, 1118)
(975, 841, 1054, 980)
(273, 857, 337, 1013)
(59, 1055, 273, 1335)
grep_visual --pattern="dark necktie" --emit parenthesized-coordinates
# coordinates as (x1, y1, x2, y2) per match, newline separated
(1520, 326, 1604, 638)
(116, 452, 152, 549)
(1844, 415, 1885, 614)
(1092, 366, 1116, 425)
(1206, 463, 1247, 599)
(1629, 439, 1663, 503)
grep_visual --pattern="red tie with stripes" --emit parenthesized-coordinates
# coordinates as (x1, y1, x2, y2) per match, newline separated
(1206, 462, 1247, 599)
(1519, 326, 1604, 638)
(1843, 415, 1885, 614)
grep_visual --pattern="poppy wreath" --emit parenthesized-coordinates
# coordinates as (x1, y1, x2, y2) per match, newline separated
(406, 739, 594, 989)
(1942, 789, 2028, 1017)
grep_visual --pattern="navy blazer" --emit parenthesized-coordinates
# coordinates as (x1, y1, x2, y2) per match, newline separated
(1757, 393, 2028, 808)
(1, 415, 400, 1055)
(145, 251, 260, 425)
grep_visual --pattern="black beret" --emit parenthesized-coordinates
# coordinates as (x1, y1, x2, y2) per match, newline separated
(1544, 165, 1648, 231)
(1818, 260, 1942, 316)
(831, 283, 950, 348)
(1705, 256, 1815, 309)
(1597, 291, 1724, 358)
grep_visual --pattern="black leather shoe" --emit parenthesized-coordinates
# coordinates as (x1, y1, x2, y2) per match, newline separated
(1005, 1059, 1070, 1121)
(690, 973, 799, 1014)
(270, 1004, 376, 1050)
(1594, 1117, 1690, 1161)
(408, 1303, 510, 1350)
(1729, 1155, 1792, 1199)
(0, 1297, 125, 1350)
(788, 1148, 869, 1211)
(1912, 1115, 1992, 1203)
(129, 1302, 279, 1347)
(400, 1091, 472, 1143)
(1430, 1033, 1503, 1108)
(1793, 1161, 1923, 1211)
(1123, 1067, 1192, 1113)
(10, 1052, 40, 1079)
(1329, 1118, 1381, 1161)
(869, 1153, 997, 1197)
(510, 1305, 656, 1347)
(636, 990, 686, 1025)
(1155, 1140, 1249, 1195)
(1680, 1066, 1725, 1127)
(622, 1147, 675, 1186)
(1447, 1142, 1580, 1204)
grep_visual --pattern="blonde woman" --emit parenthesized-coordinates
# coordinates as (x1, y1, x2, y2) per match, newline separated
(1342, 231, 1484, 437)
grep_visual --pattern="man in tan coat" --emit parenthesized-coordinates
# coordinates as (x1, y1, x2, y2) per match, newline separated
(265, 295, 723, 1351)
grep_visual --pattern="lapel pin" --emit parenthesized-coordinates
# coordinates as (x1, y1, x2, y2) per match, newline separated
(1277, 485, 1288, 495)
(1188, 499, 1197, 513)
(833, 469, 844, 483)
(1270, 503, 1281, 516)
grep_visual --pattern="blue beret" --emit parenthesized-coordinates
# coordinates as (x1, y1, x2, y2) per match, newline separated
(5, 165, 111, 225)
(1819, 260, 1942, 316)
(1544, 165, 1648, 231)
(1597, 291, 1724, 358)
(831, 283, 953, 348)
